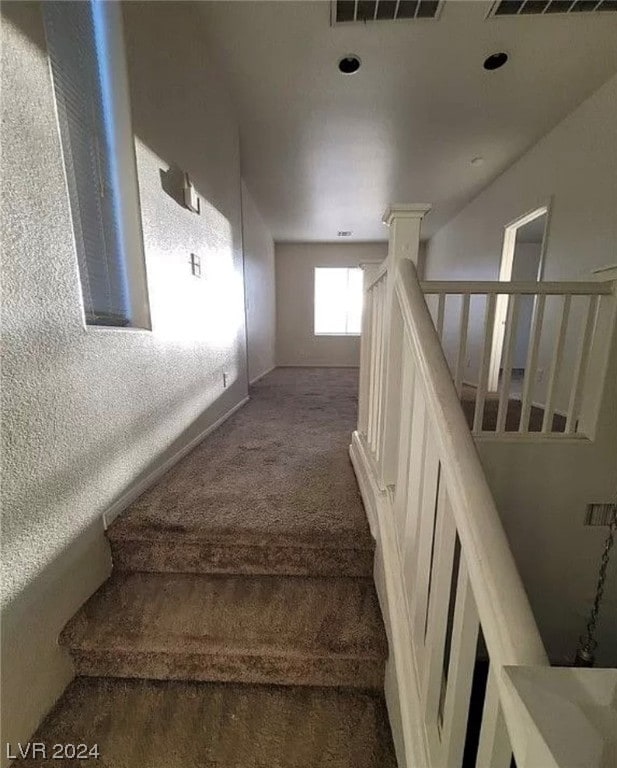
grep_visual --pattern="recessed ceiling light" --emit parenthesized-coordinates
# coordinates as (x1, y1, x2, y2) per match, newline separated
(483, 52, 508, 71)
(338, 55, 361, 75)
(471, 156, 484, 166)
(338, 230, 352, 237)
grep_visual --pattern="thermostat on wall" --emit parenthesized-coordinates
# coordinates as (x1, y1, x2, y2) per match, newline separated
(183, 173, 200, 214)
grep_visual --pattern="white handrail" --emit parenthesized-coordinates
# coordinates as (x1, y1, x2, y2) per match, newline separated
(397, 259, 548, 670)
(353, 206, 614, 768)
(421, 280, 613, 295)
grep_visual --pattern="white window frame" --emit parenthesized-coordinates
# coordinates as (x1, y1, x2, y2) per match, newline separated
(314, 266, 363, 337)
(44, 0, 151, 331)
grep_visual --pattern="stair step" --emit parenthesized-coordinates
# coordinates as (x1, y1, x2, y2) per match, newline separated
(108, 534, 374, 577)
(60, 573, 387, 690)
(18, 677, 397, 767)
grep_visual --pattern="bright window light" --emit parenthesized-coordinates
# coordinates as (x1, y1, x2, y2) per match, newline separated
(314, 267, 363, 336)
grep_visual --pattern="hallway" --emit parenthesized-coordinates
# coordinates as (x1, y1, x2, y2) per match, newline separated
(20, 369, 396, 767)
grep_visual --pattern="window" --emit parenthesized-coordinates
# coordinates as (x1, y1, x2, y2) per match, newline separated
(314, 267, 363, 335)
(43, 1, 150, 328)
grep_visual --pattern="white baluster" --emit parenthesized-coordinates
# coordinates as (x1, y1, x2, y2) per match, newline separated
(566, 294, 599, 434)
(455, 294, 471, 397)
(519, 293, 546, 433)
(473, 294, 497, 434)
(496, 294, 520, 433)
(542, 294, 571, 433)
(475, 666, 512, 768)
(441, 557, 480, 768)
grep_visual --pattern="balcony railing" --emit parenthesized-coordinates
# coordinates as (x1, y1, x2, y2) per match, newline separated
(350, 205, 616, 768)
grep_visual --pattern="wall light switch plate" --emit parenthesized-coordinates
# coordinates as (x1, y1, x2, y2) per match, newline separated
(190, 253, 201, 278)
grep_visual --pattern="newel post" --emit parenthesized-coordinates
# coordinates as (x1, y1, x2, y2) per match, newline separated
(383, 204, 431, 271)
(379, 205, 431, 487)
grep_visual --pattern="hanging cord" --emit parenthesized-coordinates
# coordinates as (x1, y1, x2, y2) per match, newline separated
(575, 495, 617, 667)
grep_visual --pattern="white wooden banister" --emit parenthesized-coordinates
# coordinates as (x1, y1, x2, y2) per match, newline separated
(396, 258, 547, 670)
(421, 280, 613, 295)
(351, 205, 614, 768)
(420, 278, 615, 437)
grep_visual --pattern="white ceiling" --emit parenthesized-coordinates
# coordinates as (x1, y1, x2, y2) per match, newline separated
(199, 1, 617, 242)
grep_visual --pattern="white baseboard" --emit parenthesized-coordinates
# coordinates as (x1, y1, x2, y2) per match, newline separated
(276, 363, 360, 368)
(249, 365, 276, 386)
(102, 396, 250, 529)
(350, 431, 430, 768)
(348, 432, 379, 539)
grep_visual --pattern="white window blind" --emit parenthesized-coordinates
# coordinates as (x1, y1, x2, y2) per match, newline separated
(314, 267, 363, 335)
(43, 1, 138, 327)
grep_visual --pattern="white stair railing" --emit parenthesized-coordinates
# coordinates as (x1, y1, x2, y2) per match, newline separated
(421, 280, 615, 438)
(351, 206, 614, 768)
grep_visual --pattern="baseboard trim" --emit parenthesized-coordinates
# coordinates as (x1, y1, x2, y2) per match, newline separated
(349, 433, 379, 540)
(249, 365, 276, 386)
(350, 431, 430, 768)
(276, 363, 360, 368)
(102, 396, 250, 529)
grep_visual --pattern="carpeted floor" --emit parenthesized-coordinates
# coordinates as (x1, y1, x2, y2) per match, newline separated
(21, 368, 396, 767)
(460, 385, 566, 433)
(108, 367, 375, 577)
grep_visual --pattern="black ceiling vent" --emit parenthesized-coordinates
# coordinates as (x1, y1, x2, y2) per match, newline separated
(488, 0, 617, 16)
(333, 0, 444, 24)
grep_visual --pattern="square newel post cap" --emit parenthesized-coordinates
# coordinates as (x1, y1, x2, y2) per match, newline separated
(382, 204, 432, 226)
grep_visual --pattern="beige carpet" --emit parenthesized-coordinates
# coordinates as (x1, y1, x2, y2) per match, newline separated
(20, 368, 396, 767)
(460, 385, 566, 432)
(60, 572, 387, 689)
(18, 678, 396, 768)
(108, 367, 374, 577)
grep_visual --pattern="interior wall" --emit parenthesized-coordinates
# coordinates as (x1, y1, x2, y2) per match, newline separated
(1, 2, 247, 758)
(425, 74, 617, 284)
(424, 74, 617, 665)
(241, 181, 276, 383)
(425, 75, 617, 405)
(275, 242, 388, 367)
(476, 326, 617, 667)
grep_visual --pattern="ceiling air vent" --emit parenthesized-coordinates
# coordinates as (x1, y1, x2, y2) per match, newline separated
(488, 0, 617, 16)
(333, 1, 444, 24)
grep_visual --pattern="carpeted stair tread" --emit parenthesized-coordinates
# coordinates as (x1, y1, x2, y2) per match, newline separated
(109, 536, 374, 577)
(60, 572, 387, 689)
(107, 368, 374, 577)
(17, 677, 397, 767)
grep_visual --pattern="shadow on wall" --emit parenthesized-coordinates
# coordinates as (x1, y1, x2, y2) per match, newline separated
(1, 0, 248, 626)
(2, 367, 242, 606)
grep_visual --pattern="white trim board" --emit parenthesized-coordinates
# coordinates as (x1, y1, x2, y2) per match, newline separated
(350, 431, 430, 768)
(275, 363, 360, 368)
(249, 365, 276, 386)
(102, 396, 250, 529)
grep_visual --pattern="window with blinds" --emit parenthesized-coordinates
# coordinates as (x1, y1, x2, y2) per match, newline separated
(43, 1, 148, 328)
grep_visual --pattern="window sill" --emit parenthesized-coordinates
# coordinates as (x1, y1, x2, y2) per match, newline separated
(314, 332, 361, 337)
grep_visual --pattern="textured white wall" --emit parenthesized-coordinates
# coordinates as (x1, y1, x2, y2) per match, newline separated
(276, 242, 387, 367)
(424, 75, 617, 665)
(425, 74, 617, 283)
(241, 181, 276, 383)
(1, 2, 247, 756)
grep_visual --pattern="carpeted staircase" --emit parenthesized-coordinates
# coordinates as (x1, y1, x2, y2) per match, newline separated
(20, 368, 396, 767)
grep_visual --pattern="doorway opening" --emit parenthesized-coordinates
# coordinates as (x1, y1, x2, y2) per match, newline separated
(488, 205, 549, 392)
